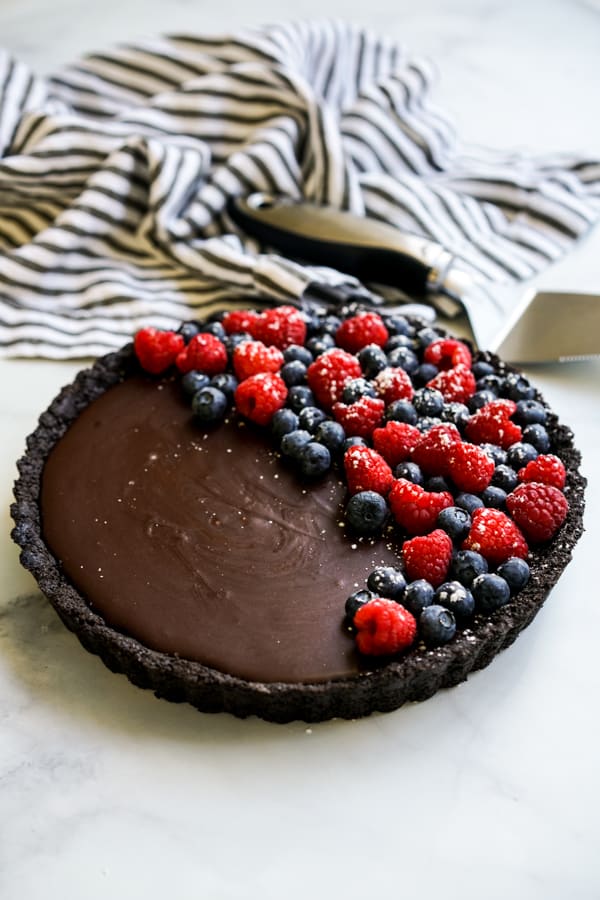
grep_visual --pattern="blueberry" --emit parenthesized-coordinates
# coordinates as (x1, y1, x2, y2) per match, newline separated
(283, 344, 313, 366)
(415, 326, 440, 349)
(314, 420, 346, 455)
(358, 343, 388, 378)
(385, 400, 418, 425)
(280, 428, 312, 459)
(441, 402, 470, 431)
(506, 441, 538, 469)
(306, 335, 334, 356)
(367, 566, 406, 600)
(191, 386, 228, 424)
(394, 461, 423, 485)
(471, 360, 495, 379)
(298, 406, 328, 434)
(341, 377, 376, 404)
(342, 436, 367, 454)
(513, 399, 547, 426)
(412, 363, 439, 388)
(425, 475, 451, 493)
(271, 408, 299, 441)
(200, 320, 226, 340)
(471, 573, 511, 614)
(468, 389, 497, 412)
(178, 320, 201, 343)
(210, 372, 238, 402)
(496, 557, 530, 594)
(482, 485, 507, 508)
(503, 372, 535, 401)
(345, 491, 389, 534)
(417, 416, 443, 432)
(385, 333, 416, 352)
(345, 589, 374, 621)
(522, 423, 551, 452)
(480, 443, 507, 466)
(437, 506, 471, 542)
(402, 580, 435, 617)
(287, 385, 315, 412)
(281, 360, 308, 387)
(385, 315, 412, 337)
(455, 493, 485, 515)
(419, 605, 457, 646)
(435, 581, 475, 620)
(181, 370, 210, 397)
(297, 441, 331, 478)
(475, 374, 503, 395)
(450, 549, 488, 586)
(319, 314, 342, 336)
(387, 346, 419, 374)
(413, 387, 445, 417)
(491, 464, 518, 492)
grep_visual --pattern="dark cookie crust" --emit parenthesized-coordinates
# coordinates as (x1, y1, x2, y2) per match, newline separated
(11, 339, 586, 723)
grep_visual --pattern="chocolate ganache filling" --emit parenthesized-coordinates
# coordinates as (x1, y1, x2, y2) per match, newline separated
(40, 374, 403, 683)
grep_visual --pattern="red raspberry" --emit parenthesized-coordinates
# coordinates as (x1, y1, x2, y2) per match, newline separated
(410, 423, 461, 476)
(134, 327, 184, 375)
(518, 454, 566, 489)
(373, 367, 414, 404)
(389, 479, 453, 535)
(335, 312, 389, 354)
(232, 340, 284, 380)
(402, 529, 453, 587)
(234, 372, 287, 426)
(462, 508, 529, 565)
(343, 445, 394, 496)
(175, 332, 227, 375)
(465, 399, 522, 449)
(252, 305, 307, 349)
(307, 348, 362, 410)
(332, 396, 385, 439)
(353, 598, 417, 656)
(426, 364, 476, 404)
(372, 421, 421, 467)
(424, 338, 472, 371)
(221, 309, 261, 335)
(506, 482, 569, 543)
(448, 442, 495, 493)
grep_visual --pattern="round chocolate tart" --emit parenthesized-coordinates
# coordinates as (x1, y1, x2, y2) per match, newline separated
(11, 309, 586, 723)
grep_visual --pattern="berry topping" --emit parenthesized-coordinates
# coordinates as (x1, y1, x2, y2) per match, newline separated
(462, 507, 529, 565)
(221, 309, 261, 335)
(134, 327, 185, 374)
(424, 338, 472, 371)
(419, 605, 457, 646)
(344, 445, 394, 496)
(175, 332, 227, 375)
(471, 573, 511, 614)
(353, 598, 417, 656)
(496, 557, 531, 594)
(402, 529, 453, 586)
(506, 482, 569, 543)
(465, 399, 522, 449)
(271, 408, 299, 441)
(232, 340, 284, 380)
(345, 589, 374, 620)
(426, 364, 476, 403)
(358, 343, 388, 378)
(335, 311, 389, 354)
(181, 370, 210, 396)
(373, 367, 414, 404)
(296, 441, 332, 479)
(518, 454, 566, 488)
(449, 549, 488, 586)
(314, 420, 346, 454)
(448, 442, 495, 493)
(341, 377, 377, 404)
(280, 429, 312, 458)
(332, 396, 385, 439)
(345, 491, 390, 534)
(389, 479, 454, 535)
(413, 387, 445, 418)
(366, 566, 406, 600)
(372, 421, 422, 467)
(307, 348, 362, 409)
(191, 386, 228, 424)
(234, 372, 287, 426)
(437, 506, 471, 542)
(434, 581, 475, 620)
(252, 305, 307, 350)
(410, 423, 461, 475)
(402, 579, 435, 617)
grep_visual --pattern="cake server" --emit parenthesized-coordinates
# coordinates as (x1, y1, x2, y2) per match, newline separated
(228, 194, 600, 363)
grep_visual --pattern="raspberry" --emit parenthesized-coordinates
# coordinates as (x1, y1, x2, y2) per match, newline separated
(465, 399, 522, 449)
(221, 309, 261, 335)
(343, 445, 394, 496)
(335, 311, 389, 354)
(232, 340, 284, 380)
(353, 598, 417, 656)
(372, 421, 421, 466)
(134, 327, 184, 375)
(373, 367, 414, 404)
(506, 482, 569, 543)
(424, 338, 472, 371)
(448, 442, 495, 493)
(307, 348, 362, 410)
(410, 423, 461, 475)
(402, 529, 453, 587)
(426, 364, 476, 404)
(462, 508, 529, 565)
(389, 479, 453, 535)
(332, 396, 385, 439)
(175, 332, 228, 375)
(518, 454, 566, 489)
(252, 305, 307, 349)
(234, 372, 287, 426)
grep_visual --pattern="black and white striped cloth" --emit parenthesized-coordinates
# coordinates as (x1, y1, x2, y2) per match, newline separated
(1, 21, 599, 358)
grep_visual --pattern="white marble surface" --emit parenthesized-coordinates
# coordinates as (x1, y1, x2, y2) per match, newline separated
(2, 1, 600, 898)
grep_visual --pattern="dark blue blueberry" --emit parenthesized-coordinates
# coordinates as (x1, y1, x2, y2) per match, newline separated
(455, 493, 485, 515)
(481, 485, 507, 508)
(281, 360, 308, 387)
(297, 441, 331, 478)
(306, 334, 335, 356)
(280, 428, 312, 459)
(345, 589, 374, 621)
(384, 315, 413, 337)
(434, 581, 475, 620)
(468, 389, 497, 412)
(181, 370, 210, 397)
(223, 331, 252, 355)
(491, 464, 518, 492)
(298, 405, 328, 434)
(341, 377, 376, 404)
(271, 408, 299, 442)
(480, 443, 507, 466)
(387, 346, 419, 374)
(425, 475, 451, 493)
(476, 374, 503, 395)
(345, 491, 389, 534)
(342, 436, 367, 454)
(471, 360, 495, 379)
(200, 320, 226, 340)
(502, 372, 535, 401)
(449, 549, 488, 586)
(417, 416, 444, 433)
(314, 420, 346, 455)
(394, 461, 424, 485)
(412, 363, 439, 388)
(415, 326, 440, 349)
(513, 399, 547, 426)
(283, 344, 313, 366)
(496, 557, 530, 594)
(441, 402, 470, 431)
(385, 400, 418, 425)
(419, 605, 457, 646)
(319, 314, 342, 336)
(287, 385, 316, 413)
(210, 372, 238, 402)
(413, 387, 445, 417)
(191, 386, 228, 424)
(367, 566, 406, 600)
(471, 573, 511, 613)
(385, 333, 417, 352)
(437, 506, 471, 542)
(402, 580, 435, 617)
(178, 320, 201, 343)
(506, 441, 538, 469)
(358, 343, 388, 378)
(522, 423, 551, 452)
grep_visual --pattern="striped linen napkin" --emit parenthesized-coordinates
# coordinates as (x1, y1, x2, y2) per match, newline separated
(0, 21, 598, 358)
